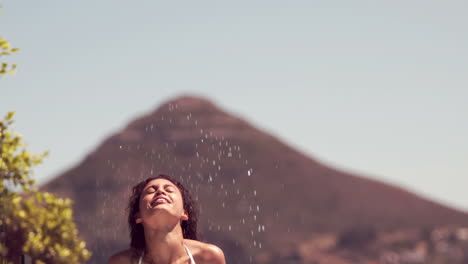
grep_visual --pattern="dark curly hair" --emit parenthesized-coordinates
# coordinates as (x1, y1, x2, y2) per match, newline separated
(127, 174, 198, 254)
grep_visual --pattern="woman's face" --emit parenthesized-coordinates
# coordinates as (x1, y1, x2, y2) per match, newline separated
(137, 178, 188, 226)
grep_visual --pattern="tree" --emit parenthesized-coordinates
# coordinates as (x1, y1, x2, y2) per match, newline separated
(1, 7, 91, 263)
(0, 113, 91, 263)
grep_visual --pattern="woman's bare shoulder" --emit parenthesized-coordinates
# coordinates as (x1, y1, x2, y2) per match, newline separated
(184, 239, 226, 264)
(107, 249, 135, 264)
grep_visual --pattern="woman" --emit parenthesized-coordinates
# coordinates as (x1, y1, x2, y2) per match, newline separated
(108, 174, 226, 264)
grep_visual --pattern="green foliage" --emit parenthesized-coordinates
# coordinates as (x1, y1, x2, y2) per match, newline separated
(0, 37, 18, 75)
(0, 112, 91, 263)
(1, 3, 19, 75)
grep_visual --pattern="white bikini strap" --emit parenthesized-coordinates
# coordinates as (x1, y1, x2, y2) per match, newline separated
(184, 244, 196, 264)
(138, 252, 143, 264)
(139, 245, 194, 264)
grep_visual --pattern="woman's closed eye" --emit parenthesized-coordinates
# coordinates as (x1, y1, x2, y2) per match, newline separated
(146, 187, 156, 193)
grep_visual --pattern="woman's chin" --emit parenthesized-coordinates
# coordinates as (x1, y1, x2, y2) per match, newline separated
(147, 207, 178, 219)
(144, 213, 181, 229)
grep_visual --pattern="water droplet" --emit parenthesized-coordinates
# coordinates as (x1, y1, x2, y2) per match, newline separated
(227, 152, 232, 157)
(247, 170, 251, 176)
(253, 190, 256, 196)
(228, 225, 231, 231)
(119, 145, 122, 149)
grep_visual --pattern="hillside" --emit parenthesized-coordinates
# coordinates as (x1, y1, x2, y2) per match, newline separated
(42, 96, 468, 263)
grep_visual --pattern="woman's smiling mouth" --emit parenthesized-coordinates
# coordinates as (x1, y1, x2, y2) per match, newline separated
(150, 197, 171, 208)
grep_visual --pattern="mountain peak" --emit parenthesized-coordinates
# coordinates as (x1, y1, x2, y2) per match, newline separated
(154, 95, 221, 115)
(119, 94, 248, 145)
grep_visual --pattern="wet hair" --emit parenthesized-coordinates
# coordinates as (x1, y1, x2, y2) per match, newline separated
(127, 174, 198, 253)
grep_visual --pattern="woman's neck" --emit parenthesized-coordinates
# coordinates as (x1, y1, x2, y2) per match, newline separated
(143, 225, 186, 264)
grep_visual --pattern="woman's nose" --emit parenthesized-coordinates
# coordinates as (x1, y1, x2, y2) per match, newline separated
(155, 188, 166, 195)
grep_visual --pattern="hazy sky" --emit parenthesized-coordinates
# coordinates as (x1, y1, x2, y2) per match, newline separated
(2, 0, 467, 211)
